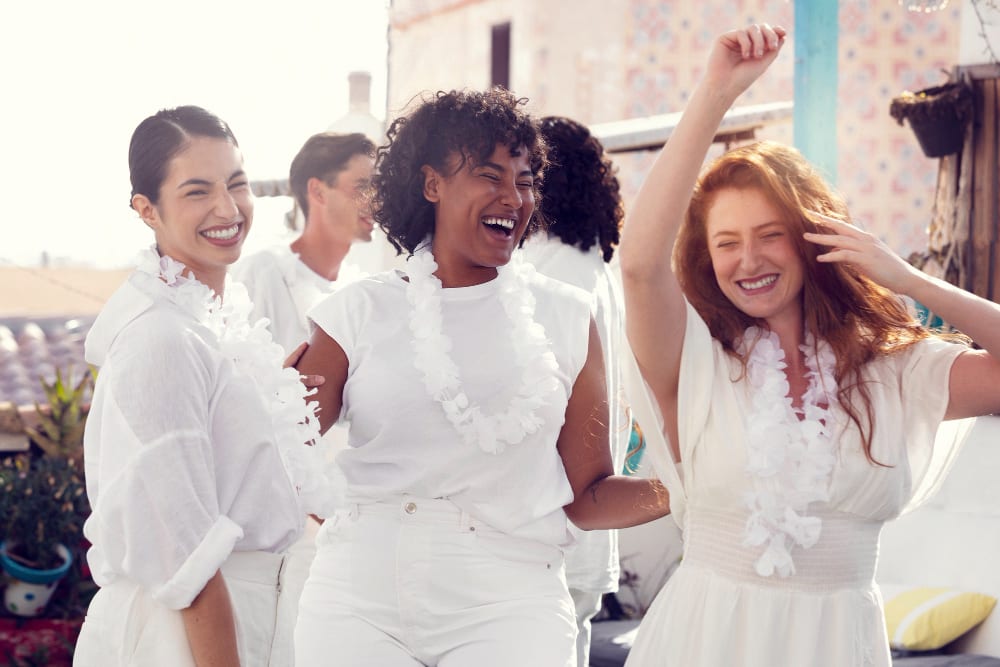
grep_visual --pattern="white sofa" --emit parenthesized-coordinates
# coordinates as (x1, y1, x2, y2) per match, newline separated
(877, 414, 1000, 657)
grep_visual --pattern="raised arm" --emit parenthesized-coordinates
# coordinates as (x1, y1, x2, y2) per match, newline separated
(619, 24, 786, 447)
(805, 214, 1000, 419)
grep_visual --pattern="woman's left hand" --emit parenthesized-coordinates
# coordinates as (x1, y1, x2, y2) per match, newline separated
(285, 341, 325, 389)
(803, 211, 920, 295)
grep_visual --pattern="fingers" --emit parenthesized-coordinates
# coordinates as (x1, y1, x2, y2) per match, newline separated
(731, 23, 786, 59)
(283, 341, 309, 369)
(300, 373, 326, 388)
(804, 209, 870, 235)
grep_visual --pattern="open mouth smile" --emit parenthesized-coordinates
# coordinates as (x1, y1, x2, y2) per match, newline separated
(201, 220, 244, 243)
(482, 215, 516, 238)
(737, 274, 778, 291)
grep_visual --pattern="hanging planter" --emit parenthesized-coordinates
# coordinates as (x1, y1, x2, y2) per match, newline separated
(1, 542, 73, 617)
(889, 82, 974, 158)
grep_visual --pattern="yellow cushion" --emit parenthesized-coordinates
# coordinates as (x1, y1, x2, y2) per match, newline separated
(884, 586, 997, 651)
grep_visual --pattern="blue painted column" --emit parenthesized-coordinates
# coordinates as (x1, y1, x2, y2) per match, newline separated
(794, 0, 839, 185)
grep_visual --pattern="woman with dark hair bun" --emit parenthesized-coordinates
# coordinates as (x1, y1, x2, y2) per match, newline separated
(74, 105, 331, 666)
(292, 88, 669, 666)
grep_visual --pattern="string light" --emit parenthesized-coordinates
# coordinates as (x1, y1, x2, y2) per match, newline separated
(898, 0, 950, 12)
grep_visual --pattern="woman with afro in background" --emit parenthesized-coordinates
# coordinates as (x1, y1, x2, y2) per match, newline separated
(521, 115, 631, 667)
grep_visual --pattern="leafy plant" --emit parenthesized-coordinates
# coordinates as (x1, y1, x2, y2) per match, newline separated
(0, 454, 89, 570)
(22, 368, 93, 461)
(889, 83, 973, 126)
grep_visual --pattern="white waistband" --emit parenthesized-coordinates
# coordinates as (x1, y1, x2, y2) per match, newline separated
(339, 496, 476, 529)
(221, 549, 286, 586)
(682, 506, 882, 592)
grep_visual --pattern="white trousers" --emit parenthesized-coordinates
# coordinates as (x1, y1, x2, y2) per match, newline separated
(570, 588, 604, 667)
(73, 550, 286, 666)
(294, 497, 578, 667)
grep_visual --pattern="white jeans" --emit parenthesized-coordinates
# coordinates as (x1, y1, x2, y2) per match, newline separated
(294, 497, 578, 667)
(570, 588, 604, 667)
(74, 550, 286, 666)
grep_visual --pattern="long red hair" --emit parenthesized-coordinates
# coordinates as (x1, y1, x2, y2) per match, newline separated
(675, 141, 929, 463)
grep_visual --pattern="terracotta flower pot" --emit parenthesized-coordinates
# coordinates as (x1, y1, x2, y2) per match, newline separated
(889, 83, 974, 158)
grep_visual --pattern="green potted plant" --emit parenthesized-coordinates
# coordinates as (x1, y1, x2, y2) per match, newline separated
(0, 453, 89, 617)
(22, 368, 93, 461)
(889, 81, 974, 158)
(1, 368, 93, 618)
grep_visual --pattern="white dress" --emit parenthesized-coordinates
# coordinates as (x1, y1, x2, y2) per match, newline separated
(624, 302, 971, 667)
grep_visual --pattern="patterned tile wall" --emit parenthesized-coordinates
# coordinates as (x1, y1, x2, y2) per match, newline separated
(620, 0, 961, 259)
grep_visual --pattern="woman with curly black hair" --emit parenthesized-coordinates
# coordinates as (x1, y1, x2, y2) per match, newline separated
(521, 115, 630, 667)
(292, 89, 669, 667)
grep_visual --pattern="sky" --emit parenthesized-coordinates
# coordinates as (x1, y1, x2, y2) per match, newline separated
(0, 1, 389, 268)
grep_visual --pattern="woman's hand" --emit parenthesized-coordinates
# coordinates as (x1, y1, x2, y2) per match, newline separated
(285, 341, 325, 389)
(804, 211, 920, 295)
(705, 23, 787, 99)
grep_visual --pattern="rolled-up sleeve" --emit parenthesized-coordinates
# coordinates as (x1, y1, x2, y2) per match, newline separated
(86, 315, 242, 610)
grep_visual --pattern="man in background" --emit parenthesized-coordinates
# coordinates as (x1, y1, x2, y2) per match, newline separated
(231, 131, 376, 663)
(234, 131, 376, 353)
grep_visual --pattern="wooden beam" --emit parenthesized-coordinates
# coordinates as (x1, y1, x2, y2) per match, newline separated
(969, 75, 998, 302)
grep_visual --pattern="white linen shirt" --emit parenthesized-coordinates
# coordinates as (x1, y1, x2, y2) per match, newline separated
(521, 234, 629, 593)
(82, 270, 303, 611)
(308, 267, 592, 547)
(231, 245, 333, 355)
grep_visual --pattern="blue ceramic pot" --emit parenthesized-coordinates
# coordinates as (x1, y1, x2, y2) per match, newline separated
(0, 541, 72, 585)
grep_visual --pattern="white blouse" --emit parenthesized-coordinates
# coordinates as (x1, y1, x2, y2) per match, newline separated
(82, 257, 316, 611)
(309, 266, 592, 546)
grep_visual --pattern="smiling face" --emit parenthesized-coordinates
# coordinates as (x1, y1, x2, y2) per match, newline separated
(133, 136, 252, 292)
(423, 143, 536, 286)
(706, 187, 805, 333)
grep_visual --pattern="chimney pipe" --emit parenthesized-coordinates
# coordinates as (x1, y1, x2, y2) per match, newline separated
(348, 71, 371, 114)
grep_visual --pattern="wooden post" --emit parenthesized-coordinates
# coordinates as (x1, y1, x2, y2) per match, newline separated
(794, 0, 839, 184)
(963, 65, 1000, 303)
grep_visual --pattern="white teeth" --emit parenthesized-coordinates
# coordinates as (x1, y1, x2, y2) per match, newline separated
(739, 275, 777, 290)
(482, 216, 515, 230)
(203, 224, 239, 240)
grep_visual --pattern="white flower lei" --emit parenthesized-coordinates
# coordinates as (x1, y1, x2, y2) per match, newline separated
(739, 326, 838, 578)
(135, 247, 334, 516)
(404, 246, 561, 454)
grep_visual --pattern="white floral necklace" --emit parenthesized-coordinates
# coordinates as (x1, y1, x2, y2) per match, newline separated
(404, 245, 561, 454)
(135, 247, 333, 516)
(739, 326, 838, 578)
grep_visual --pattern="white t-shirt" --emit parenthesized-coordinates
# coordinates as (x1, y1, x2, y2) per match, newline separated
(82, 271, 303, 611)
(308, 266, 592, 546)
(521, 234, 629, 593)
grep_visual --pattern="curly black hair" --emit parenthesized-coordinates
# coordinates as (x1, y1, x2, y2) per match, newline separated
(372, 88, 548, 255)
(536, 116, 623, 262)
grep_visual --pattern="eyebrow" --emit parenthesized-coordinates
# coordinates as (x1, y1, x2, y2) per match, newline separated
(177, 170, 247, 189)
(477, 160, 533, 180)
(710, 221, 784, 239)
